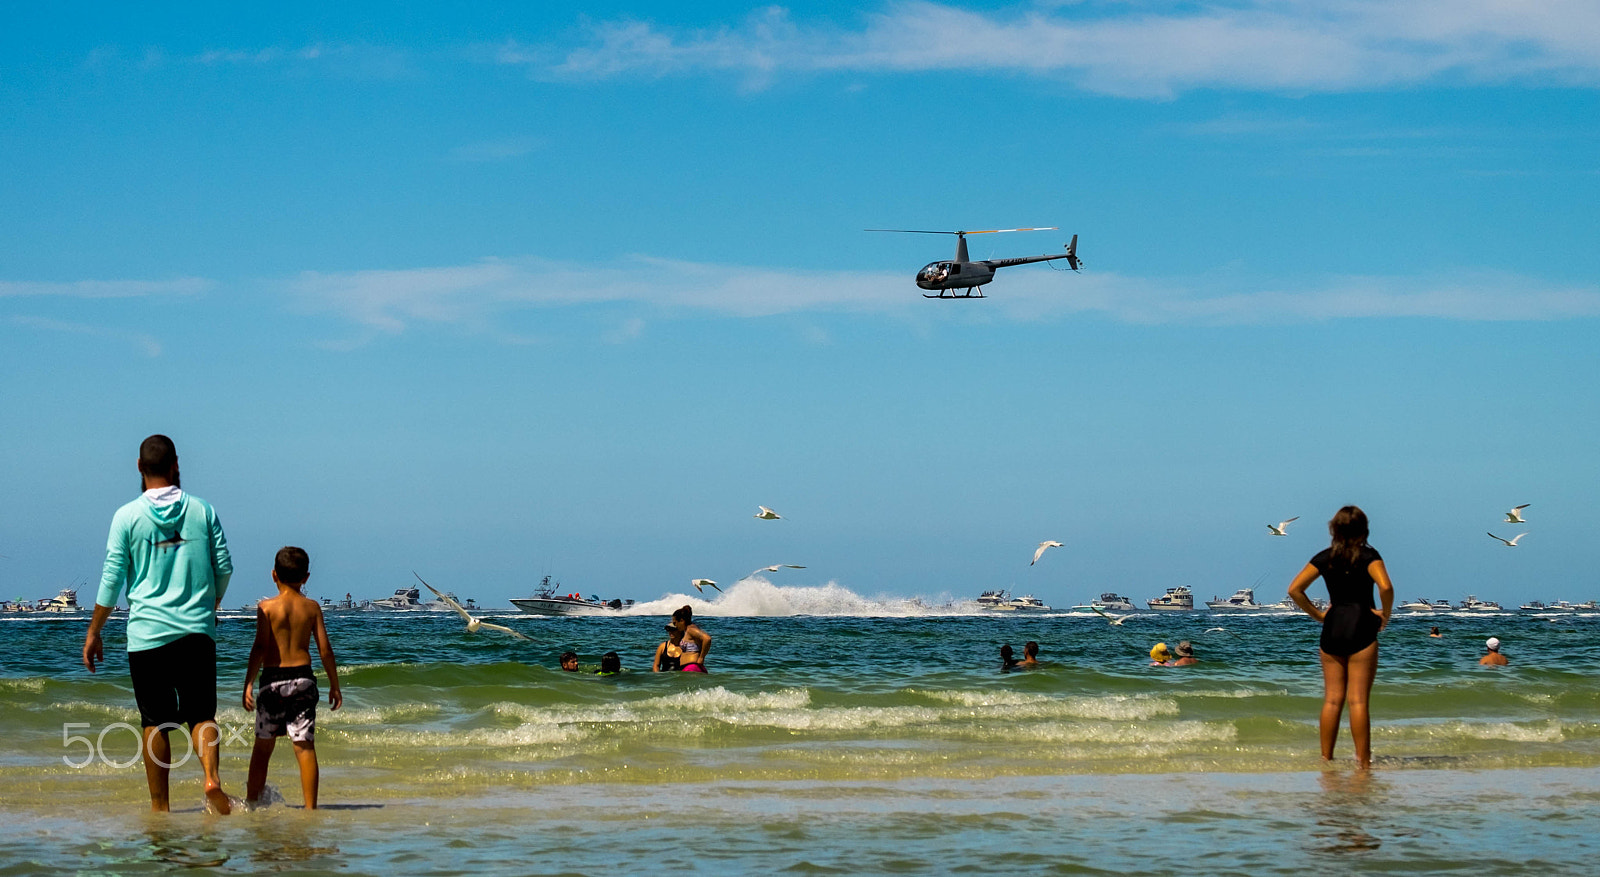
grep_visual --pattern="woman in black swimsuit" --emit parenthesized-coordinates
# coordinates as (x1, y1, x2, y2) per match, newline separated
(1287, 506, 1394, 769)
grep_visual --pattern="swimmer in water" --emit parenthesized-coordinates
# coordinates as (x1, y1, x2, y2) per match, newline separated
(1479, 637, 1508, 666)
(559, 651, 579, 672)
(653, 623, 684, 672)
(666, 606, 712, 672)
(1149, 643, 1173, 666)
(1000, 644, 1020, 671)
(1429, 626, 1442, 638)
(596, 651, 622, 676)
(1173, 641, 1199, 666)
(1019, 641, 1040, 668)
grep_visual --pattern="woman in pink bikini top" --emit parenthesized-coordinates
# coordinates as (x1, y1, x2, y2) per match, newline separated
(669, 605, 712, 672)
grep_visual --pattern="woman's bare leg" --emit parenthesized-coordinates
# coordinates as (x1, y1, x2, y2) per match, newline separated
(1318, 650, 1349, 761)
(1344, 641, 1379, 769)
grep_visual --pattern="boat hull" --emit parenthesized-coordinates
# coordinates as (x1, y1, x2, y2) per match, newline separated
(510, 597, 620, 617)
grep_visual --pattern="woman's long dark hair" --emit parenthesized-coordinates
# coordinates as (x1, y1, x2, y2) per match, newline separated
(1328, 505, 1369, 566)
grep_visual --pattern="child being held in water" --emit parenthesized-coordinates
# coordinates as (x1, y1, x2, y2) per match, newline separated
(243, 547, 342, 809)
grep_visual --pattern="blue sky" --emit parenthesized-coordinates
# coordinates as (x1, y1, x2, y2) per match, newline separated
(2, 2, 1597, 609)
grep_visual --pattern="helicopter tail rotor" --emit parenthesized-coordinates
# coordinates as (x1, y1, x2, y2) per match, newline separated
(1066, 234, 1081, 271)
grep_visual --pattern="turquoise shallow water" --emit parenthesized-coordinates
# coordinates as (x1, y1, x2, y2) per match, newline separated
(3, 595, 1599, 873)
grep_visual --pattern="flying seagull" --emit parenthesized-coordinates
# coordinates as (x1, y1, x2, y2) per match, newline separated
(1091, 606, 1142, 626)
(692, 578, 721, 594)
(754, 506, 782, 520)
(1268, 516, 1300, 537)
(1031, 541, 1064, 565)
(414, 574, 529, 640)
(1505, 504, 1531, 524)
(748, 564, 806, 578)
(1487, 532, 1528, 547)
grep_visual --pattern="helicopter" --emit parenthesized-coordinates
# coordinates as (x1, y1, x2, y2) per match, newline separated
(867, 227, 1081, 298)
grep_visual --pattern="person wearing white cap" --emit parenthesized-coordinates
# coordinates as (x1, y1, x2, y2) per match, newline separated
(1479, 637, 1508, 666)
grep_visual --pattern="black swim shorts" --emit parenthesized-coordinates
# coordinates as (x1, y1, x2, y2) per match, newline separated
(128, 632, 218, 728)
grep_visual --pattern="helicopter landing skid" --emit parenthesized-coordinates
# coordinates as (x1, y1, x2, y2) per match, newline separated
(923, 287, 985, 299)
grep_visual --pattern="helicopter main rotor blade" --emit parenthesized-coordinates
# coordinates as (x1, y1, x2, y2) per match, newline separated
(865, 227, 1058, 235)
(962, 227, 1059, 235)
(864, 227, 960, 235)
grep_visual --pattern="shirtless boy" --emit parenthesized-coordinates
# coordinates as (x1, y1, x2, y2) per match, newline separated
(243, 547, 342, 808)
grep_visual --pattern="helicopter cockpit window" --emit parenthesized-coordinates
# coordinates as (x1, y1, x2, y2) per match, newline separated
(949, 264, 961, 275)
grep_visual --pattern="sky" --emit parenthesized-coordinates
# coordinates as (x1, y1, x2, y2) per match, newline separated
(2, 1, 1597, 610)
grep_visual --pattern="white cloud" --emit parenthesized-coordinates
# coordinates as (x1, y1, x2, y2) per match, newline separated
(286, 255, 1600, 339)
(519, 1, 1600, 96)
(0, 277, 211, 298)
(11, 316, 162, 357)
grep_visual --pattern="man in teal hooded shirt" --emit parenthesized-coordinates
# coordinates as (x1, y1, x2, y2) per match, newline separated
(83, 435, 235, 813)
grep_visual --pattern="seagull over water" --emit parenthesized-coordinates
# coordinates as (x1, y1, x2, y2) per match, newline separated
(1032, 541, 1063, 565)
(1268, 516, 1300, 537)
(1505, 504, 1531, 524)
(754, 506, 782, 520)
(415, 574, 529, 640)
(1487, 532, 1528, 547)
(748, 564, 806, 578)
(1091, 606, 1143, 626)
(692, 578, 721, 593)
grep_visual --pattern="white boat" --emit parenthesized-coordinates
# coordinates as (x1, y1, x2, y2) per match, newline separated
(1519, 600, 1551, 611)
(1071, 592, 1136, 612)
(1398, 598, 1437, 611)
(1458, 595, 1503, 611)
(1003, 594, 1052, 612)
(1259, 596, 1325, 612)
(424, 592, 478, 612)
(1577, 601, 1600, 612)
(371, 587, 425, 610)
(976, 590, 1010, 609)
(1206, 588, 1268, 611)
(35, 588, 85, 613)
(1147, 586, 1195, 611)
(511, 576, 634, 616)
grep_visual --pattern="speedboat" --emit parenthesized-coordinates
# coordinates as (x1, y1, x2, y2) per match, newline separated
(424, 592, 479, 612)
(1458, 595, 1503, 611)
(1398, 598, 1437, 611)
(1577, 601, 1600, 612)
(1147, 586, 1195, 611)
(1206, 588, 1266, 611)
(1519, 600, 1551, 611)
(35, 588, 84, 613)
(976, 590, 1010, 609)
(1003, 594, 1052, 612)
(1071, 592, 1136, 612)
(511, 576, 634, 616)
(371, 587, 425, 610)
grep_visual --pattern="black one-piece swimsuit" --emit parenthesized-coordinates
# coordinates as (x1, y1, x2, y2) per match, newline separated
(1311, 545, 1384, 657)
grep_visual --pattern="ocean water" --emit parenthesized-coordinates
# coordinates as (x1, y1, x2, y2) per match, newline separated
(3, 581, 1599, 874)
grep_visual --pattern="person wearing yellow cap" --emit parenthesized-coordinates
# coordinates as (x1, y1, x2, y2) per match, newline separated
(1149, 642, 1173, 666)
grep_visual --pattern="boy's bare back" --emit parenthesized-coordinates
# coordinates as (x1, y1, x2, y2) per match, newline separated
(256, 590, 325, 668)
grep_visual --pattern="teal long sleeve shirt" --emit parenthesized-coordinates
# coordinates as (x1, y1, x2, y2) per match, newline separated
(96, 491, 233, 652)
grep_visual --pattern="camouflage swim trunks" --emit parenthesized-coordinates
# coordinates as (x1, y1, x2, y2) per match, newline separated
(255, 665, 318, 743)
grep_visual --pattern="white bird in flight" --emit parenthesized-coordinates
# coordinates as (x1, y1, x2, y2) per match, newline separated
(1268, 516, 1300, 537)
(691, 578, 721, 593)
(415, 575, 529, 640)
(754, 506, 782, 520)
(1487, 532, 1528, 547)
(1505, 504, 1531, 524)
(1032, 541, 1063, 565)
(1091, 606, 1143, 626)
(748, 564, 805, 578)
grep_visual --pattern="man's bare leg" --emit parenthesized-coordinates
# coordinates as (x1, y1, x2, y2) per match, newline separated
(246, 737, 276, 803)
(292, 741, 319, 809)
(192, 720, 231, 814)
(141, 726, 171, 812)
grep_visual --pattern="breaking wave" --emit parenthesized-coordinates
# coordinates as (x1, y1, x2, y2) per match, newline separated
(624, 578, 988, 617)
